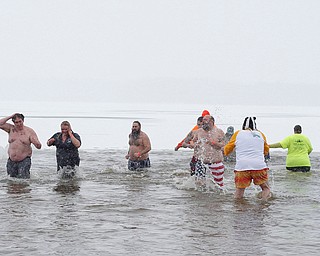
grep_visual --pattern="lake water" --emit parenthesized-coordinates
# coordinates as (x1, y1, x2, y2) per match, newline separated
(0, 102, 320, 255)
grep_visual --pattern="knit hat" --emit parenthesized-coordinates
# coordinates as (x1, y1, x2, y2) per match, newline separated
(201, 110, 210, 117)
(242, 117, 257, 130)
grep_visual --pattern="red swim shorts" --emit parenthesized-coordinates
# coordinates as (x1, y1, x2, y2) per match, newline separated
(234, 168, 269, 189)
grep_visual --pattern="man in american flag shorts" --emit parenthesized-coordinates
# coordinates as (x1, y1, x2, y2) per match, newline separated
(190, 115, 226, 187)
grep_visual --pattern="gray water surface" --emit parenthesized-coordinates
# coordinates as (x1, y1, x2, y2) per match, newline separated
(0, 149, 319, 255)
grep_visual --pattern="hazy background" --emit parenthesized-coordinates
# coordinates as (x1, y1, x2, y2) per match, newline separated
(1, 0, 319, 105)
(1, 1, 320, 152)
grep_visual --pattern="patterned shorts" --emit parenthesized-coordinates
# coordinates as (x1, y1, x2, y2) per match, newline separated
(6, 157, 31, 179)
(234, 168, 269, 189)
(195, 161, 224, 187)
(128, 158, 151, 171)
(189, 156, 198, 176)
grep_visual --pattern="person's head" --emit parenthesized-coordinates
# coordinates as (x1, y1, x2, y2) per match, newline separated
(226, 126, 234, 135)
(201, 110, 210, 117)
(131, 121, 141, 139)
(197, 116, 203, 128)
(242, 117, 257, 130)
(60, 121, 71, 133)
(12, 113, 25, 127)
(294, 125, 302, 134)
(132, 121, 141, 131)
(202, 115, 214, 131)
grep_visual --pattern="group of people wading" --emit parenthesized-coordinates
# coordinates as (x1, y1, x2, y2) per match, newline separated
(0, 113, 81, 180)
(174, 110, 313, 200)
(0, 111, 313, 200)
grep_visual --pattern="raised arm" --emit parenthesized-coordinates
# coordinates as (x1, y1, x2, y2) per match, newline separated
(0, 114, 15, 133)
(68, 130, 81, 148)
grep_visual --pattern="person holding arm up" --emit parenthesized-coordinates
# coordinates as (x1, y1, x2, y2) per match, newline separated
(47, 121, 81, 177)
(0, 113, 42, 179)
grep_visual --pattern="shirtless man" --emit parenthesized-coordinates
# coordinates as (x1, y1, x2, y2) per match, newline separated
(0, 113, 42, 178)
(125, 121, 151, 171)
(182, 116, 203, 175)
(190, 115, 225, 187)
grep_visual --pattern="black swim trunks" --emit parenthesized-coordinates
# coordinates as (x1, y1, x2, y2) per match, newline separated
(6, 156, 32, 179)
(128, 158, 151, 171)
(286, 166, 310, 172)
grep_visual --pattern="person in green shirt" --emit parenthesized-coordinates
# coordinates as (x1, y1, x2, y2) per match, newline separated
(269, 125, 313, 172)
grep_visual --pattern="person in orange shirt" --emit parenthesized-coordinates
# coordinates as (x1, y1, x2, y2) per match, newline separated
(174, 110, 210, 151)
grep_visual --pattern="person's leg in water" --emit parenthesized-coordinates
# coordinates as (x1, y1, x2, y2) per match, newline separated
(259, 182, 271, 200)
(234, 188, 245, 199)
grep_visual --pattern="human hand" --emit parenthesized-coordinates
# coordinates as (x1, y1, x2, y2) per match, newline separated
(47, 138, 55, 146)
(134, 152, 141, 158)
(68, 129, 73, 136)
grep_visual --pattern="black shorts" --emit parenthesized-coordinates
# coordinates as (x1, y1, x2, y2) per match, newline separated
(286, 166, 310, 172)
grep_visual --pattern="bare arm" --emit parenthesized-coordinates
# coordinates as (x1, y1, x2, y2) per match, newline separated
(211, 129, 226, 149)
(182, 131, 194, 148)
(141, 134, 151, 155)
(29, 129, 42, 149)
(189, 130, 200, 149)
(0, 114, 15, 133)
(269, 143, 282, 148)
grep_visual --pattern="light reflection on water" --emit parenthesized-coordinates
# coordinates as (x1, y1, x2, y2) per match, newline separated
(0, 149, 319, 255)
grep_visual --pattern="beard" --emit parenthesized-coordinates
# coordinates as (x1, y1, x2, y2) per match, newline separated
(202, 123, 210, 131)
(132, 130, 140, 139)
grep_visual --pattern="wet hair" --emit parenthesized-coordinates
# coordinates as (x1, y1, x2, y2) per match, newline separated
(242, 117, 257, 130)
(294, 125, 302, 134)
(61, 121, 71, 127)
(12, 113, 24, 122)
(197, 116, 203, 122)
(133, 121, 141, 128)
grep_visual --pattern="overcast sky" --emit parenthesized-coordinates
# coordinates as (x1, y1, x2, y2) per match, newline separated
(1, 1, 319, 105)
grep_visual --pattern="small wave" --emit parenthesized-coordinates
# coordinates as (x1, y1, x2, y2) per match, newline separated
(175, 175, 227, 194)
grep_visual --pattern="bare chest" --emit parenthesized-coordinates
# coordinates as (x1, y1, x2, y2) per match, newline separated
(129, 137, 143, 146)
(9, 129, 30, 144)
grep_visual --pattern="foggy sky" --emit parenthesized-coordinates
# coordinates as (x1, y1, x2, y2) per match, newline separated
(1, 1, 319, 105)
